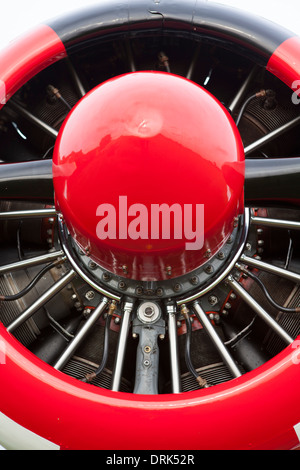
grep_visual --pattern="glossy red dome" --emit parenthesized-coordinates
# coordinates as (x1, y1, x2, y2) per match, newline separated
(53, 72, 244, 280)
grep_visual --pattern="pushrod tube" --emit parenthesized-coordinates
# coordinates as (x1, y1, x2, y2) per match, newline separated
(0, 250, 64, 275)
(167, 304, 181, 393)
(111, 301, 133, 392)
(193, 302, 242, 378)
(227, 276, 294, 345)
(7, 270, 76, 332)
(53, 297, 109, 370)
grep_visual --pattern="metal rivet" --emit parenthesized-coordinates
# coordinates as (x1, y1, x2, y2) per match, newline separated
(118, 281, 127, 290)
(190, 276, 199, 285)
(205, 265, 214, 274)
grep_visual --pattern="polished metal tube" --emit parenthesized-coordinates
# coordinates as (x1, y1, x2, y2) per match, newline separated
(0, 250, 64, 275)
(8, 100, 58, 139)
(251, 216, 300, 230)
(66, 59, 86, 97)
(125, 40, 136, 72)
(7, 270, 76, 332)
(111, 301, 133, 392)
(245, 115, 300, 156)
(0, 208, 57, 219)
(167, 304, 181, 393)
(229, 66, 258, 113)
(193, 302, 242, 378)
(240, 254, 300, 284)
(53, 297, 109, 370)
(186, 44, 200, 80)
(227, 276, 294, 345)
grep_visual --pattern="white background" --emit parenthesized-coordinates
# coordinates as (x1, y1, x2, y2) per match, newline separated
(0, 0, 299, 49)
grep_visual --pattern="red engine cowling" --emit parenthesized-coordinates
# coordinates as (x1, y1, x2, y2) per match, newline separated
(53, 71, 244, 280)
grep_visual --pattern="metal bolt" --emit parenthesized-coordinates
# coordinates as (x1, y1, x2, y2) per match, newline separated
(137, 301, 161, 324)
(205, 265, 214, 274)
(143, 360, 150, 367)
(245, 243, 252, 251)
(205, 249, 212, 258)
(102, 272, 111, 282)
(144, 346, 151, 353)
(88, 261, 97, 270)
(173, 283, 182, 292)
(190, 276, 199, 285)
(118, 281, 127, 290)
(208, 295, 218, 306)
(217, 251, 225, 260)
(233, 216, 239, 227)
(156, 287, 164, 296)
(166, 266, 172, 276)
(85, 290, 95, 301)
(159, 334, 165, 340)
(144, 306, 155, 318)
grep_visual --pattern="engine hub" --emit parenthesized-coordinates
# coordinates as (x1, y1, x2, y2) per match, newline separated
(53, 72, 245, 282)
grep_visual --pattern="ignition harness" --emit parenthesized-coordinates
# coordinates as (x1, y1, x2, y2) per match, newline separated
(181, 304, 209, 389)
(47, 85, 72, 111)
(235, 89, 267, 127)
(82, 300, 117, 383)
(0, 258, 66, 301)
(236, 263, 300, 313)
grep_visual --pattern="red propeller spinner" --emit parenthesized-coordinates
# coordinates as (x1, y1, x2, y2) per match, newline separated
(53, 71, 245, 281)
